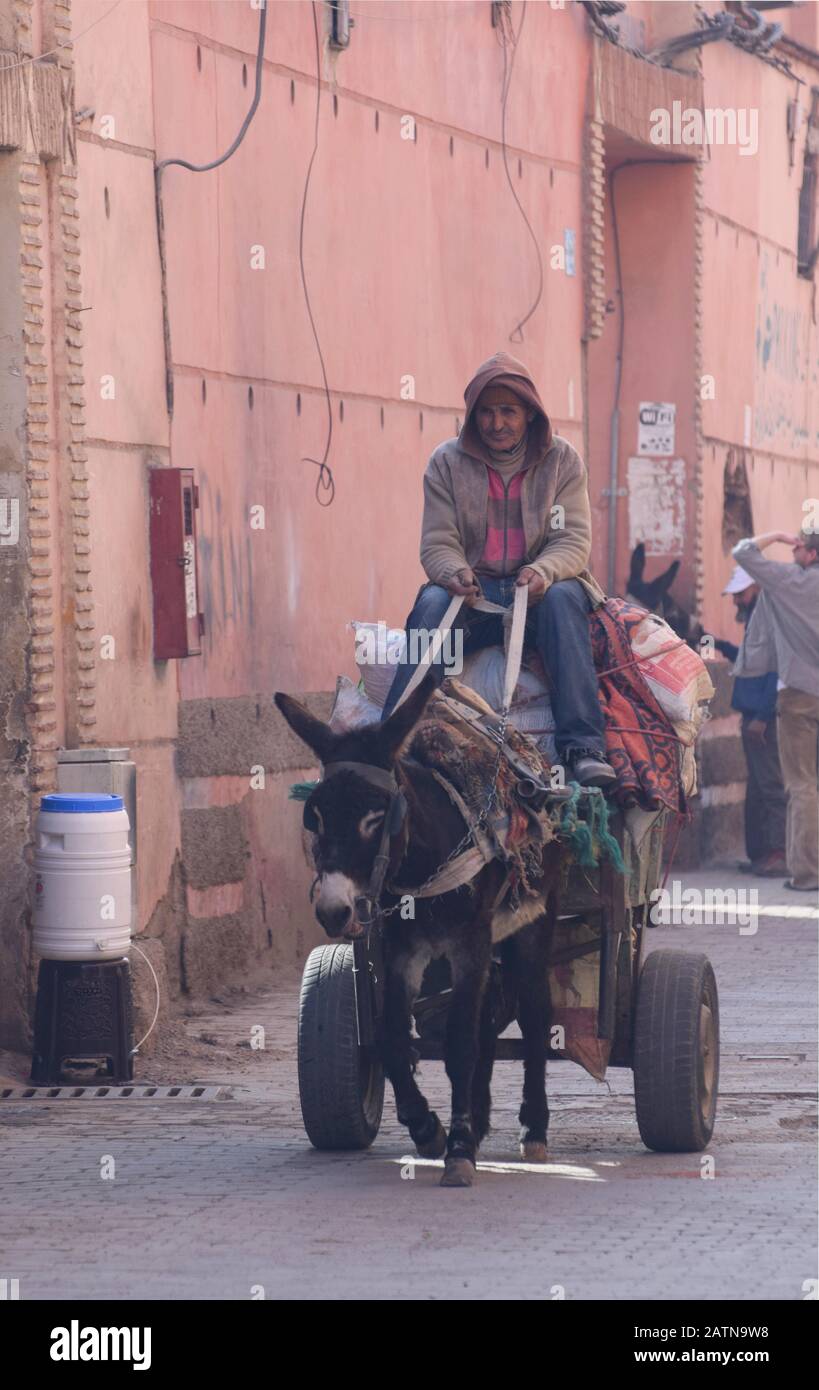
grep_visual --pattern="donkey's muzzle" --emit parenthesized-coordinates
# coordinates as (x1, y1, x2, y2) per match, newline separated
(316, 901, 354, 938)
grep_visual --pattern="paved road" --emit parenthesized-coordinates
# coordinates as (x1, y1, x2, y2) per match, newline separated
(1, 870, 816, 1301)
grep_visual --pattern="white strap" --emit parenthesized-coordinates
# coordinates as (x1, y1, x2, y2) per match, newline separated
(502, 583, 529, 714)
(391, 845, 487, 898)
(392, 591, 509, 713)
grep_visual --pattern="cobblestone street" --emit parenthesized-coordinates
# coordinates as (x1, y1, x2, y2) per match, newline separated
(2, 871, 816, 1302)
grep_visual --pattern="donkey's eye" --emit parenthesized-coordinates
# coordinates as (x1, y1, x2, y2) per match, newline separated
(359, 810, 385, 840)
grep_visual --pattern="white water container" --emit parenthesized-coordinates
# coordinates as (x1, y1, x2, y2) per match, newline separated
(33, 793, 132, 961)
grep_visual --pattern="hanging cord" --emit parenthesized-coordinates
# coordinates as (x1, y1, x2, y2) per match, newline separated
(155, 3, 267, 178)
(130, 941, 161, 1054)
(297, 1, 335, 505)
(153, 1, 268, 416)
(496, 2, 543, 343)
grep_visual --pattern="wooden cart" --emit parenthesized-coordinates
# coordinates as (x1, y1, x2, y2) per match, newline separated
(296, 801, 719, 1156)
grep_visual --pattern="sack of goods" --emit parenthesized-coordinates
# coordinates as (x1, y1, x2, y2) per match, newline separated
(349, 620, 557, 762)
(351, 621, 406, 709)
(628, 613, 714, 745)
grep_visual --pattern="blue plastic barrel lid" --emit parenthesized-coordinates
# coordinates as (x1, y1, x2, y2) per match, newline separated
(40, 793, 124, 813)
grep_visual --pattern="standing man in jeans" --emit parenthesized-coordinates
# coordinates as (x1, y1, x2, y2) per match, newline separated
(382, 351, 614, 788)
(732, 529, 819, 893)
(717, 565, 787, 876)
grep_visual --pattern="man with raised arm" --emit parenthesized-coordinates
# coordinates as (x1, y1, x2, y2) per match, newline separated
(732, 528, 819, 893)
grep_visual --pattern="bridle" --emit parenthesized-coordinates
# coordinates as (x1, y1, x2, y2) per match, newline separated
(303, 760, 408, 929)
(302, 587, 537, 929)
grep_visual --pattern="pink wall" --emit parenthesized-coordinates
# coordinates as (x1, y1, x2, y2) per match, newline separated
(69, 0, 593, 940)
(586, 156, 698, 601)
(699, 37, 819, 641)
(61, 0, 819, 952)
(149, 0, 592, 694)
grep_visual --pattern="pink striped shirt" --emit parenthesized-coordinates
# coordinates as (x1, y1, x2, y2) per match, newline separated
(477, 465, 527, 577)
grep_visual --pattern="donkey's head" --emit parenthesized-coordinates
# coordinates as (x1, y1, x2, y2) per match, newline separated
(274, 674, 436, 940)
(626, 542, 694, 642)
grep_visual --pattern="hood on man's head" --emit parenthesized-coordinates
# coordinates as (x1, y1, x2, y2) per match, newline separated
(459, 351, 553, 464)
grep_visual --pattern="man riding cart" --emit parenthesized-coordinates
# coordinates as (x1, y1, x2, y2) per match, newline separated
(381, 352, 616, 790)
(276, 355, 718, 1177)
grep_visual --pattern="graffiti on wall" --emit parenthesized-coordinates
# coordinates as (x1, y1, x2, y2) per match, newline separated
(754, 250, 813, 452)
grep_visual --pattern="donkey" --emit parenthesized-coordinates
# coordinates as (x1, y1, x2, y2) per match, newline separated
(626, 542, 703, 646)
(275, 673, 563, 1188)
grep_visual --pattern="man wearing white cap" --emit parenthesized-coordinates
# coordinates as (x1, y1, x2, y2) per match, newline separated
(717, 566, 786, 877)
(732, 529, 819, 893)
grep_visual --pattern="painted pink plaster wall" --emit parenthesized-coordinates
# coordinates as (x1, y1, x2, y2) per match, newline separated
(69, 0, 592, 941)
(586, 157, 698, 602)
(70, 1, 178, 935)
(62, 0, 819, 947)
(148, 0, 591, 696)
(699, 39, 819, 640)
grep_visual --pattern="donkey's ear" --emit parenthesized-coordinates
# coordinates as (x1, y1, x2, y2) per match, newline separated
(378, 670, 438, 763)
(628, 542, 646, 589)
(274, 692, 336, 765)
(657, 559, 680, 596)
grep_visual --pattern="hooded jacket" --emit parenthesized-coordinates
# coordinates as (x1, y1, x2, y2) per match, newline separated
(419, 352, 605, 605)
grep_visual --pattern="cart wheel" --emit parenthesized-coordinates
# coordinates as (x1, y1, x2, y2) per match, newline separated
(633, 949, 719, 1153)
(298, 944, 384, 1150)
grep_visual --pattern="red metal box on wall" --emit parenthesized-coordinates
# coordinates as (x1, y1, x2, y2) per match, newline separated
(148, 468, 204, 659)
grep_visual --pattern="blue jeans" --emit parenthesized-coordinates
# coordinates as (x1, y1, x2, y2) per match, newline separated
(381, 576, 605, 759)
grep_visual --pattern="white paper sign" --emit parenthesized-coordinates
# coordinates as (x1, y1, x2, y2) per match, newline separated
(627, 457, 686, 557)
(637, 402, 676, 457)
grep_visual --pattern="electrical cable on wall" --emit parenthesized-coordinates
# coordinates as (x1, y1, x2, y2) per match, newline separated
(153, 0, 334, 504)
(0, 0, 124, 72)
(297, 0, 336, 506)
(155, 2, 268, 178)
(496, 1, 544, 343)
(153, 0, 268, 416)
(647, 6, 795, 77)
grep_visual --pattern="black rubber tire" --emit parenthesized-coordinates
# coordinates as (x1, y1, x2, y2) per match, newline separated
(297, 944, 384, 1151)
(633, 949, 719, 1153)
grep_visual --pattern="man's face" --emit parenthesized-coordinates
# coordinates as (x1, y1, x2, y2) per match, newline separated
(732, 583, 758, 617)
(475, 385, 533, 450)
(792, 536, 819, 569)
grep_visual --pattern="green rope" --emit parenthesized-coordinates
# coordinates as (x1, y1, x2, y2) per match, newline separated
(558, 783, 595, 867)
(589, 795, 622, 867)
(587, 787, 626, 874)
(289, 780, 318, 801)
(557, 782, 626, 874)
